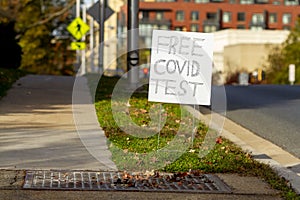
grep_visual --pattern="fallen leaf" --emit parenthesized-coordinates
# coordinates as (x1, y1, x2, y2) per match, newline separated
(140, 109, 148, 113)
(189, 149, 195, 153)
(215, 137, 223, 144)
(123, 149, 129, 153)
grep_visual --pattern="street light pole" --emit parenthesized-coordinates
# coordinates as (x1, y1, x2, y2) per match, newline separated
(99, 0, 106, 74)
(127, 0, 139, 87)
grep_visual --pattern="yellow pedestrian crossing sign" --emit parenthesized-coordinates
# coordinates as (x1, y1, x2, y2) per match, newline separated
(71, 42, 86, 50)
(67, 17, 90, 40)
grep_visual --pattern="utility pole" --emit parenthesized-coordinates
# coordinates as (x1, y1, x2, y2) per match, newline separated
(127, 0, 139, 87)
(99, 0, 106, 74)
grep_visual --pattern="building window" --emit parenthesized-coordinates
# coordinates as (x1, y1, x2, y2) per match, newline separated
(273, 1, 280, 5)
(240, 0, 254, 4)
(237, 25, 245, 29)
(176, 11, 185, 21)
(156, 11, 164, 20)
(251, 13, 264, 24)
(195, 0, 209, 3)
(251, 26, 263, 31)
(184, 0, 191, 1)
(269, 13, 277, 23)
(203, 25, 217, 32)
(223, 12, 232, 23)
(230, 0, 236, 3)
(140, 11, 149, 19)
(254, 0, 269, 4)
(282, 13, 291, 24)
(175, 27, 183, 31)
(190, 24, 199, 32)
(284, 0, 299, 5)
(283, 26, 291, 30)
(237, 12, 245, 21)
(160, 25, 168, 30)
(156, 0, 177, 2)
(206, 12, 217, 20)
(190, 11, 199, 21)
(139, 24, 154, 37)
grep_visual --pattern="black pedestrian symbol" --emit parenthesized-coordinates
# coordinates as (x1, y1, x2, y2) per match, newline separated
(76, 22, 82, 37)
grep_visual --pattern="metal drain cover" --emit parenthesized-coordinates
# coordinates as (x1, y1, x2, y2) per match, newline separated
(24, 170, 231, 193)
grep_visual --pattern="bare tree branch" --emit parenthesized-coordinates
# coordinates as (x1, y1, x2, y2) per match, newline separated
(26, 0, 76, 29)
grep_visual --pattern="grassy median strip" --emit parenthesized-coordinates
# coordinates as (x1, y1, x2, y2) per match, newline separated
(0, 68, 27, 99)
(93, 75, 298, 199)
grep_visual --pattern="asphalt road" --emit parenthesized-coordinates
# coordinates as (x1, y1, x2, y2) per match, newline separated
(223, 85, 300, 159)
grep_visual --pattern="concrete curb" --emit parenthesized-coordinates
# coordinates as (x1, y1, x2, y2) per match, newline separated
(184, 105, 300, 195)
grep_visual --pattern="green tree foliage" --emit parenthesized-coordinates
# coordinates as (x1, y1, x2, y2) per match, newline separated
(267, 18, 300, 84)
(0, 0, 76, 75)
(17, 1, 53, 73)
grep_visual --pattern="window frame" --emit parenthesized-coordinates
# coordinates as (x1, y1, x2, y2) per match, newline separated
(190, 11, 199, 21)
(223, 11, 232, 23)
(237, 12, 245, 21)
(190, 24, 199, 32)
(282, 13, 292, 24)
(269, 13, 277, 24)
(176, 10, 185, 21)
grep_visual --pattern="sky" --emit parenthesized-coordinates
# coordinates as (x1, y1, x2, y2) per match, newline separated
(84, 0, 94, 7)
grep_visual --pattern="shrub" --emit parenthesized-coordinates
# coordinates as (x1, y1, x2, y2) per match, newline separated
(0, 22, 22, 69)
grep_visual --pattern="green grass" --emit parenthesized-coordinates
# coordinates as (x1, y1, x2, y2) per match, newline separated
(93, 75, 299, 199)
(0, 68, 27, 99)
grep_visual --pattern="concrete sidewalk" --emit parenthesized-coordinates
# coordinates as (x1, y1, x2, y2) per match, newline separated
(0, 75, 116, 170)
(0, 74, 292, 199)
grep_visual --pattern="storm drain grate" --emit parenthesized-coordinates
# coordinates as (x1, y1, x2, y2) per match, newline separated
(24, 170, 231, 193)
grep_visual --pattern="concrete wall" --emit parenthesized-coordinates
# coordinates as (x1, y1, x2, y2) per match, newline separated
(213, 29, 289, 83)
(224, 43, 268, 74)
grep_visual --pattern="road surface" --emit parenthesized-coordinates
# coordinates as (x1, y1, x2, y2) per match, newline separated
(223, 85, 300, 159)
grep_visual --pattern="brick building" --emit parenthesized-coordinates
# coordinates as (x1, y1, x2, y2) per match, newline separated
(117, 0, 299, 83)
(119, 0, 300, 33)
(118, 0, 299, 46)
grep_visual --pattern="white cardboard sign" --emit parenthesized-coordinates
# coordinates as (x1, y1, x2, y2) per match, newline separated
(148, 30, 213, 105)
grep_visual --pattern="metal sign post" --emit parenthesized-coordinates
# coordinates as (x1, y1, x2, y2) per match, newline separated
(76, 0, 80, 69)
(87, 0, 114, 73)
(127, 0, 139, 87)
(99, 0, 106, 74)
(67, 0, 90, 74)
(81, 5, 87, 75)
(89, 0, 95, 72)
